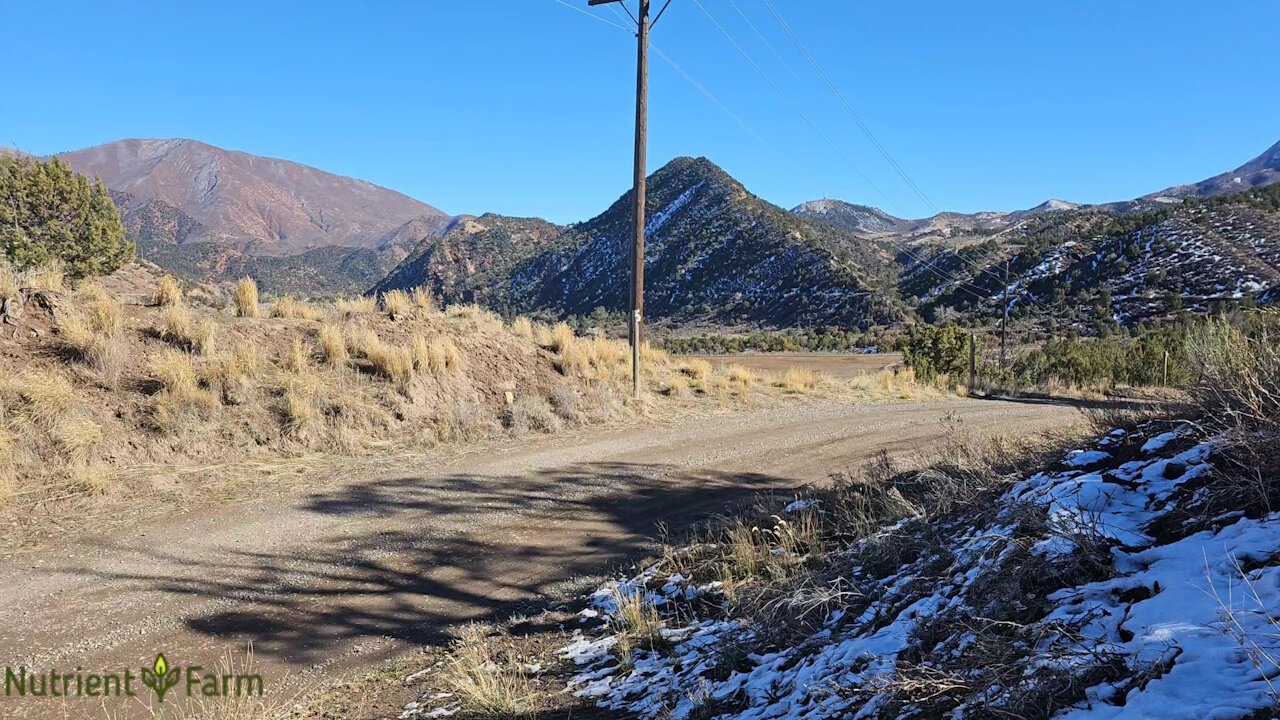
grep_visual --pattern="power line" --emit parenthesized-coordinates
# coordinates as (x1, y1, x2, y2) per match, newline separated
(724, 0, 805, 87)
(689, 0, 898, 212)
(760, 0, 936, 213)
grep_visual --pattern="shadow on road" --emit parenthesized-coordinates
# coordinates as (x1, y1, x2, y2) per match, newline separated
(76, 461, 795, 665)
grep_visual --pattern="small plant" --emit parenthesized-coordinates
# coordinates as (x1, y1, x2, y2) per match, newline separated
(152, 275, 183, 307)
(609, 584, 668, 656)
(381, 289, 412, 320)
(234, 277, 260, 318)
(441, 625, 540, 719)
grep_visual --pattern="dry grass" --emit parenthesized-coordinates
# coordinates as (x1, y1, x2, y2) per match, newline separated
(413, 336, 461, 377)
(319, 324, 348, 368)
(53, 415, 103, 465)
(234, 277, 260, 318)
(381, 289, 412, 320)
(152, 275, 183, 307)
(0, 262, 17, 301)
(271, 295, 324, 321)
(210, 343, 261, 404)
(281, 371, 322, 439)
(509, 316, 534, 340)
(441, 625, 540, 719)
(23, 264, 64, 293)
(161, 306, 216, 355)
(152, 349, 218, 432)
(609, 584, 668, 660)
(11, 370, 75, 430)
(354, 329, 413, 388)
(336, 295, 377, 317)
(503, 395, 564, 435)
(661, 373, 691, 397)
(775, 367, 821, 393)
(546, 322, 575, 353)
(58, 299, 124, 378)
(410, 286, 435, 310)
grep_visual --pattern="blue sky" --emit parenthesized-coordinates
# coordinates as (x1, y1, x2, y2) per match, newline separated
(1, 1, 1276, 223)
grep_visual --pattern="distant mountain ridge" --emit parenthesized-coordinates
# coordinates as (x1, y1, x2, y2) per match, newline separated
(57, 139, 449, 254)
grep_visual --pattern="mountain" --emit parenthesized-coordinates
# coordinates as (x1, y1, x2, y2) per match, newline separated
(791, 199, 911, 235)
(373, 214, 563, 303)
(58, 139, 449, 254)
(390, 157, 904, 329)
(1144, 139, 1280, 202)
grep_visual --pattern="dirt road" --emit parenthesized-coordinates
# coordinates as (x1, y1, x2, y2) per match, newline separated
(0, 395, 1087, 718)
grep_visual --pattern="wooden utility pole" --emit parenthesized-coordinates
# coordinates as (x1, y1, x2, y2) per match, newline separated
(1000, 260, 1010, 371)
(590, 0, 654, 400)
(968, 331, 976, 390)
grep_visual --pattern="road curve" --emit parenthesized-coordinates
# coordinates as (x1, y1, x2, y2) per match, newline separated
(0, 395, 1087, 718)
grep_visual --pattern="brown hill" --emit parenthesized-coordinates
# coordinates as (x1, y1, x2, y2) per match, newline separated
(57, 138, 450, 255)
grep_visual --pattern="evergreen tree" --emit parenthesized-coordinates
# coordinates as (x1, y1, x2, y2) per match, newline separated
(0, 156, 133, 277)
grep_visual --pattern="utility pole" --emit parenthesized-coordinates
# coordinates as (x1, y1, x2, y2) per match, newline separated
(968, 330, 976, 390)
(590, 0, 666, 400)
(1000, 260, 1010, 371)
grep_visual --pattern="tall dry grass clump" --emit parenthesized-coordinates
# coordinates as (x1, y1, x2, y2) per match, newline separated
(152, 275, 183, 307)
(234, 277, 260, 318)
(319, 324, 348, 368)
(336, 295, 377, 317)
(210, 343, 261, 404)
(271, 295, 324, 321)
(58, 288, 124, 377)
(23, 263, 64, 293)
(161, 307, 216, 355)
(410, 286, 434, 311)
(775, 367, 821, 393)
(10, 370, 75, 430)
(152, 350, 218, 432)
(381, 289, 412, 320)
(353, 329, 413, 388)
(412, 336, 461, 377)
(509, 316, 534, 340)
(441, 625, 541, 719)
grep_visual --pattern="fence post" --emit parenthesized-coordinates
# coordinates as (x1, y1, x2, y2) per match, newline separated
(1163, 349, 1169, 387)
(969, 331, 976, 391)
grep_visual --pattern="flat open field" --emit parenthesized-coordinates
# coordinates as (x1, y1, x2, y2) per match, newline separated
(697, 351, 904, 379)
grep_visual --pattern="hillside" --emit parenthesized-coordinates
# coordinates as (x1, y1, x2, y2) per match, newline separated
(51, 139, 452, 296)
(373, 213, 562, 304)
(419, 157, 905, 329)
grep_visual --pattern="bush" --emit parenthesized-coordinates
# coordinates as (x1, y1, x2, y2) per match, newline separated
(0, 156, 133, 277)
(902, 323, 971, 383)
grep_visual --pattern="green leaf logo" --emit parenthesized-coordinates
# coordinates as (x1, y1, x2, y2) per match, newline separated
(141, 653, 181, 703)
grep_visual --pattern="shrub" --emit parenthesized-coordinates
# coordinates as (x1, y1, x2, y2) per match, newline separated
(234, 277, 260, 318)
(502, 396, 563, 435)
(152, 276, 183, 307)
(381, 289, 412, 320)
(902, 323, 970, 383)
(1189, 313, 1280, 433)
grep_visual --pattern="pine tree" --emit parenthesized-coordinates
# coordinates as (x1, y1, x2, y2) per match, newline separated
(0, 156, 133, 277)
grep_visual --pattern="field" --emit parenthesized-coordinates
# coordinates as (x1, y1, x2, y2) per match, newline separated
(697, 351, 904, 379)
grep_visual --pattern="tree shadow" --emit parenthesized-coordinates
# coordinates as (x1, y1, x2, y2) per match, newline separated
(72, 460, 795, 666)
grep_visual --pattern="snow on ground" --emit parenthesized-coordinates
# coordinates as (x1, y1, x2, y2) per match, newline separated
(558, 426, 1280, 719)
